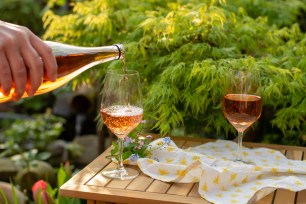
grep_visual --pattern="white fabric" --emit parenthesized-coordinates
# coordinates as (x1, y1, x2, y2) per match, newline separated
(136, 138, 306, 204)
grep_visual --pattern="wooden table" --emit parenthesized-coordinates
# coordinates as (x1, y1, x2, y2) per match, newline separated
(60, 137, 306, 204)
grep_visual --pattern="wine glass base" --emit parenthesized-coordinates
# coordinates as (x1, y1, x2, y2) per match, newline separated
(102, 167, 139, 180)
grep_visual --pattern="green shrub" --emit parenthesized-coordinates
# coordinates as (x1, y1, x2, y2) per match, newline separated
(42, 0, 306, 145)
(0, 0, 44, 34)
(1, 113, 65, 156)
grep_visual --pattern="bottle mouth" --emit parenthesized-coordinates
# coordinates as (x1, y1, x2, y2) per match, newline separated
(114, 44, 125, 60)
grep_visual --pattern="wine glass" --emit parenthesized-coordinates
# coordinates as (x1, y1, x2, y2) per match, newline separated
(222, 67, 262, 164)
(100, 69, 143, 180)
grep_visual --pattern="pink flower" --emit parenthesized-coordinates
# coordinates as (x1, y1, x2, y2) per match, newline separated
(32, 180, 54, 204)
(137, 140, 144, 149)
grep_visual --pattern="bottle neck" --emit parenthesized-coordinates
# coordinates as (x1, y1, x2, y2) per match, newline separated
(113, 44, 124, 60)
(44, 41, 124, 60)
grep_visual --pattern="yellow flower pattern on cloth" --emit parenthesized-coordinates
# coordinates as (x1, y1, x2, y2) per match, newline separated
(137, 139, 306, 204)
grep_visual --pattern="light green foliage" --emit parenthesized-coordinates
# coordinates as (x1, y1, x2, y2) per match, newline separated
(228, 0, 306, 27)
(0, 188, 9, 204)
(54, 164, 81, 204)
(43, 0, 306, 145)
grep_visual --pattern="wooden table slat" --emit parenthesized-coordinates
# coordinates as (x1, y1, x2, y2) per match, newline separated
(285, 150, 304, 160)
(145, 180, 171, 193)
(86, 162, 115, 187)
(188, 183, 201, 198)
(181, 141, 203, 149)
(126, 173, 154, 191)
(296, 190, 306, 204)
(174, 139, 187, 148)
(273, 189, 296, 204)
(166, 183, 194, 196)
(254, 190, 274, 204)
(106, 178, 132, 189)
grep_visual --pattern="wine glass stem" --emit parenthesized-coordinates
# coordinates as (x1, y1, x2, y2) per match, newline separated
(117, 138, 125, 171)
(237, 131, 244, 161)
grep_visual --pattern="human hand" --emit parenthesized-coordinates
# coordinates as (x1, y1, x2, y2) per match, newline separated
(0, 21, 57, 100)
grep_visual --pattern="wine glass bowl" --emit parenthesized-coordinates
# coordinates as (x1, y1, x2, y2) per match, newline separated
(222, 68, 262, 163)
(101, 105, 143, 139)
(100, 69, 143, 180)
(222, 94, 262, 133)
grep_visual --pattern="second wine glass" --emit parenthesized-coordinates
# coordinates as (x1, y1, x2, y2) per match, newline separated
(222, 67, 262, 164)
(100, 69, 143, 180)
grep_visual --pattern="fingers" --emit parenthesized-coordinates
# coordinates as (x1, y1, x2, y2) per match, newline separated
(20, 41, 44, 96)
(31, 35, 57, 82)
(6, 45, 27, 100)
(0, 51, 12, 95)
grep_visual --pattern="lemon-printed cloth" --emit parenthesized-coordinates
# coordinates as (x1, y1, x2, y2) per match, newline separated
(137, 138, 306, 204)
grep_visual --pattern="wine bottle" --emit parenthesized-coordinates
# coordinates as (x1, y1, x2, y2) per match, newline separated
(0, 41, 124, 103)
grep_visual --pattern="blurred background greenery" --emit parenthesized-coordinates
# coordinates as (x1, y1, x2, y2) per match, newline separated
(0, 0, 72, 35)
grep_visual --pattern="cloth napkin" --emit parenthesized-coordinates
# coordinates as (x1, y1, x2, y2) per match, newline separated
(136, 138, 306, 204)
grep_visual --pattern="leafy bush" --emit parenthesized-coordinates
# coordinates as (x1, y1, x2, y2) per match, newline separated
(1, 113, 65, 156)
(227, 0, 306, 28)
(42, 0, 306, 145)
